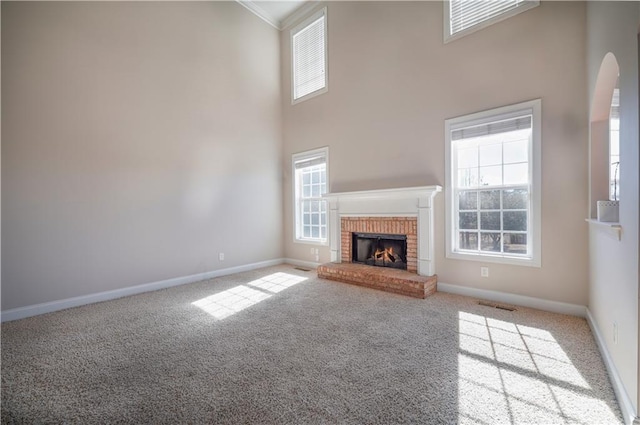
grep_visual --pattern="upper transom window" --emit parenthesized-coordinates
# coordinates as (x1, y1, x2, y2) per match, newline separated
(444, 0, 539, 43)
(291, 8, 327, 104)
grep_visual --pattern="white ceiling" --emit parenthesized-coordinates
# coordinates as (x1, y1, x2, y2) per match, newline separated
(237, 0, 315, 30)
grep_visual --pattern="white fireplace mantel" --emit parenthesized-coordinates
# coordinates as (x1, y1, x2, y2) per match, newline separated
(323, 185, 442, 276)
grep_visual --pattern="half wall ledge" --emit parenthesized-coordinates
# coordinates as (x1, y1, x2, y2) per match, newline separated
(317, 262, 437, 299)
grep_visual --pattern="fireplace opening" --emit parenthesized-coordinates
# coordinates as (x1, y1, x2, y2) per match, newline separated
(352, 232, 408, 270)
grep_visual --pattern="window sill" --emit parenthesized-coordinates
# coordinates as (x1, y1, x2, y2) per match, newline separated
(294, 238, 328, 246)
(447, 251, 540, 268)
(292, 86, 328, 105)
(585, 219, 622, 240)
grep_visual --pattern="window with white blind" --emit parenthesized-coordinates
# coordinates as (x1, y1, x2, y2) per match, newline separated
(293, 147, 328, 244)
(445, 99, 541, 267)
(444, 0, 539, 42)
(291, 8, 327, 104)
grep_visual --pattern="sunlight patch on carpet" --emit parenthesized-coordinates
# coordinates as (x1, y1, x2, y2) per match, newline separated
(457, 311, 619, 425)
(246, 272, 308, 293)
(192, 273, 308, 319)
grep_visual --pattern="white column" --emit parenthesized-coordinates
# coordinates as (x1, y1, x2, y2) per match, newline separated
(328, 199, 340, 262)
(417, 192, 438, 276)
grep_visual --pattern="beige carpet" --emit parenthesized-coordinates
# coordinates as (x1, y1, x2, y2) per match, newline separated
(1, 265, 623, 424)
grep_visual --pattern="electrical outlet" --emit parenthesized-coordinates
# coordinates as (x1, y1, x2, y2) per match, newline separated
(218, 253, 225, 261)
(315, 254, 320, 262)
(310, 248, 315, 254)
(314, 248, 319, 255)
(481, 267, 489, 278)
(613, 322, 618, 344)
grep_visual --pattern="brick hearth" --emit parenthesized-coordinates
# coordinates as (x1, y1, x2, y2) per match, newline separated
(317, 262, 437, 299)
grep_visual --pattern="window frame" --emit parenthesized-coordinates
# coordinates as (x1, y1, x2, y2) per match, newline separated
(290, 7, 328, 105)
(292, 147, 329, 245)
(445, 99, 542, 267)
(443, 0, 539, 44)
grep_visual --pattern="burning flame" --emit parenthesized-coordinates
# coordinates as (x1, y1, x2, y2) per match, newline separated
(372, 247, 397, 263)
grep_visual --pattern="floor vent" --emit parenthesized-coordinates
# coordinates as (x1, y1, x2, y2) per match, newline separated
(478, 301, 516, 311)
(294, 267, 312, 272)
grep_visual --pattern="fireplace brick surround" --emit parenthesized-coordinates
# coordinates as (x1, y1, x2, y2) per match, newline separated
(318, 186, 442, 298)
(341, 217, 418, 272)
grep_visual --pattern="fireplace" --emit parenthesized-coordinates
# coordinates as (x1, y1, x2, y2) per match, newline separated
(324, 186, 442, 276)
(319, 186, 442, 298)
(341, 217, 418, 273)
(352, 232, 408, 270)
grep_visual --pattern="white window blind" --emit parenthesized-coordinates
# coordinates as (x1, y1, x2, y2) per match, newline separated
(451, 116, 532, 141)
(447, 0, 538, 39)
(292, 10, 326, 101)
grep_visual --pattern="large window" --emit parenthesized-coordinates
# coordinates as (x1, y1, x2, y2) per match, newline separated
(291, 8, 327, 104)
(293, 147, 328, 244)
(444, 0, 539, 43)
(445, 99, 541, 267)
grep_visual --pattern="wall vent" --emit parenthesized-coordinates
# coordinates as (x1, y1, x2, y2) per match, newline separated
(478, 300, 516, 311)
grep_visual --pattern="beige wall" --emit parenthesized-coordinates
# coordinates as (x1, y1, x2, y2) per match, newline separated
(1, 2, 283, 310)
(586, 1, 639, 416)
(282, 1, 589, 305)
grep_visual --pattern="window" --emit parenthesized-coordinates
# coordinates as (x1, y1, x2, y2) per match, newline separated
(293, 147, 328, 244)
(445, 99, 541, 267)
(444, 0, 539, 42)
(609, 84, 620, 200)
(291, 8, 327, 103)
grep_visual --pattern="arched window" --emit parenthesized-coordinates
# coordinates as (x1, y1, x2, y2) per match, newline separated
(609, 81, 619, 200)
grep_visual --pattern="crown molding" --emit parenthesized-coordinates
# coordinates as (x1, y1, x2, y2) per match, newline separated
(236, 0, 322, 31)
(236, 0, 280, 30)
(281, 0, 323, 30)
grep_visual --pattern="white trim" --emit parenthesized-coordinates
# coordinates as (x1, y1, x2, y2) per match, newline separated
(325, 186, 442, 201)
(291, 7, 328, 105)
(445, 99, 542, 268)
(1, 259, 285, 323)
(443, 0, 539, 44)
(235, 0, 323, 31)
(437, 281, 586, 317)
(585, 218, 622, 240)
(284, 258, 321, 269)
(324, 185, 442, 276)
(281, 0, 323, 31)
(586, 309, 638, 425)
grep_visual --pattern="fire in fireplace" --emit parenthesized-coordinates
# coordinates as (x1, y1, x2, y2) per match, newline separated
(352, 232, 408, 270)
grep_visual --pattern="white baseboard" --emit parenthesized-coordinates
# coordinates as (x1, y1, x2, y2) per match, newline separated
(1, 258, 286, 323)
(586, 309, 638, 425)
(437, 281, 587, 317)
(283, 258, 321, 269)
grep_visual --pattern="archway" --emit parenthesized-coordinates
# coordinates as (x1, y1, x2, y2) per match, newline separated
(589, 52, 620, 217)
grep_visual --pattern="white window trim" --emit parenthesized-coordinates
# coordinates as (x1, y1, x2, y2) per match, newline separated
(291, 7, 328, 105)
(445, 99, 542, 267)
(443, 0, 539, 44)
(293, 146, 329, 245)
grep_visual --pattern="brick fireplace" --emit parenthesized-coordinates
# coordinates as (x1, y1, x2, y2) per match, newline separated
(341, 217, 417, 272)
(318, 186, 442, 298)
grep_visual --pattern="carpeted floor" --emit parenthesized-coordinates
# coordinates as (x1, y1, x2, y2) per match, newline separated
(1, 264, 624, 424)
